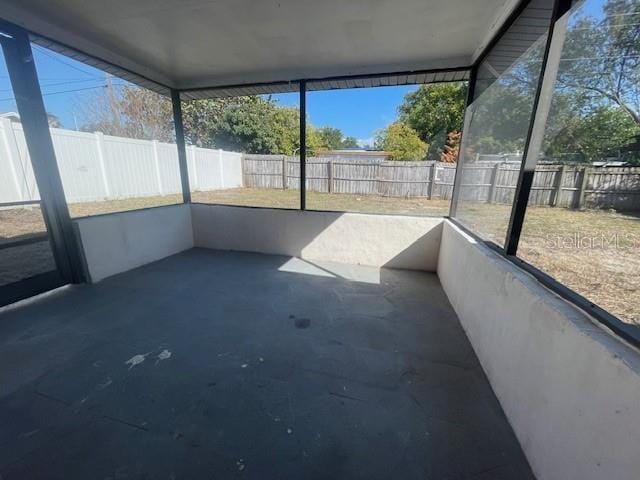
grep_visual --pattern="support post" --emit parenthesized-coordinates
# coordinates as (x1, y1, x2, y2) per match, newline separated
(170, 89, 191, 203)
(0, 23, 83, 283)
(299, 81, 306, 210)
(504, 0, 571, 255)
(328, 160, 334, 193)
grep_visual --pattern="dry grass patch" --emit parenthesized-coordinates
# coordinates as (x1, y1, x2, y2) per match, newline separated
(2, 188, 638, 326)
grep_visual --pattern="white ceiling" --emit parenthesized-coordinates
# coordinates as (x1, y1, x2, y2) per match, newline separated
(0, 0, 520, 90)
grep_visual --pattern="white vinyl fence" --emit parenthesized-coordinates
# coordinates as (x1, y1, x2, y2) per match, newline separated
(0, 118, 243, 204)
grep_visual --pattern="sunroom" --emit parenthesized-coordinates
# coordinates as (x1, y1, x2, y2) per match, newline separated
(0, 0, 638, 479)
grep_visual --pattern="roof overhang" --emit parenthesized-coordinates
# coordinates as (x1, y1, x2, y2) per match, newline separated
(0, 0, 522, 95)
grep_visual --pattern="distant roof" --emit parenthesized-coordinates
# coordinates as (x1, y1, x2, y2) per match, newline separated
(323, 150, 390, 156)
(0, 0, 520, 93)
(0, 111, 20, 121)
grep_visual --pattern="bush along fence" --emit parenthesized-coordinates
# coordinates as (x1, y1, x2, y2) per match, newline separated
(1, 120, 639, 211)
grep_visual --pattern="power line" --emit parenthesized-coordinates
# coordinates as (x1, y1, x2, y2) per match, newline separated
(0, 82, 126, 102)
(31, 44, 103, 79)
(0, 77, 117, 94)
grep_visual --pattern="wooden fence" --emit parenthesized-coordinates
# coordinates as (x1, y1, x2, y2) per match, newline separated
(242, 155, 456, 199)
(457, 163, 640, 210)
(242, 155, 640, 211)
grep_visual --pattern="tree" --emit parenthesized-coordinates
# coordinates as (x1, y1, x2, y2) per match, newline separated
(341, 136, 359, 148)
(440, 131, 461, 163)
(375, 122, 427, 161)
(398, 82, 466, 157)
(317, 127, 343, 150)
(544, 106, 638, 162)
(47, 113, 62, 128)
(77, 84, 174, 142)
(316, 127, 360, 150)
(555, 0, 639, 128)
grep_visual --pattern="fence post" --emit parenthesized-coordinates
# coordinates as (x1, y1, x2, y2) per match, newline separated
(488, 163, 500, 203)
(241, 154, 246, 188)
(151, 140, 164, 195)
(328, 160, 334, 193)
(577, 166, 590, 209)
(218, 149, 225, 189)
(427, 163, 436, 199)
(282, 155, 287, 190)
(190, 144, 199, 191)
(552, 164, 565, 207)
(0, 117, 28, 201)
(94, 132, 111, 199)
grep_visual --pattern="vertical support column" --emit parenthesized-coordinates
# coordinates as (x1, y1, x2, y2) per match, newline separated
(299, 80, 307, 210)
(504, 0, 571, 255)
(449, 66, 477, 217)
(94, 131, 111, 198)
(171, 89, 191, 203)
(0, 23, 83, 283)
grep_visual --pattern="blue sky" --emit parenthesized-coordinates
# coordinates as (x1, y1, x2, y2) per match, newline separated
(0, 44, 416, 145)
(0, 0, 607, 143)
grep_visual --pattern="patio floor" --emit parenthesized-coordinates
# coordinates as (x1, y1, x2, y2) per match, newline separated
(0, 248, 533, 479)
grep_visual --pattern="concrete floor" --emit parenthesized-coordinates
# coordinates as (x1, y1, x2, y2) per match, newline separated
(0, 248, 534, 479)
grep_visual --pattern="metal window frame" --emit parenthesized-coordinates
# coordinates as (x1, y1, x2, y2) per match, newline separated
(299, 80, 307, 210)
(2, 6, 636, 347)
(447, 0, 640, 348)
(171, 89, 192, 204)
(504, 0, 573, 255)
(0, 21, 84, 287)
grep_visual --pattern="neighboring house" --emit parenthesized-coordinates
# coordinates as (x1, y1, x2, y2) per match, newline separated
(0, 111, 62, 128)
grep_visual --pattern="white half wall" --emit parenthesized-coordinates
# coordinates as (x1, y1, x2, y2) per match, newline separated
(191, 204, 443, 271)
(437, 220, 640, 480)
(74, 204, 194, 282)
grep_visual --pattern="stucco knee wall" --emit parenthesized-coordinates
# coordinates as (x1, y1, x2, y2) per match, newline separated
(191, 204, 443, 271)
(437, 220, 640, 480)
(74, 204, 194, 282)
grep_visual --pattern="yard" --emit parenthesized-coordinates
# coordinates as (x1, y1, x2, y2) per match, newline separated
(1, 187, 638, 326)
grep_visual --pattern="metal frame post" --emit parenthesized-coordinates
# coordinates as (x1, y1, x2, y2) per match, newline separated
(171, 89, 192, 203)
(0, 22, 83, 283)
(299, 80, 307, 210)
(504, 0, 572, 255)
